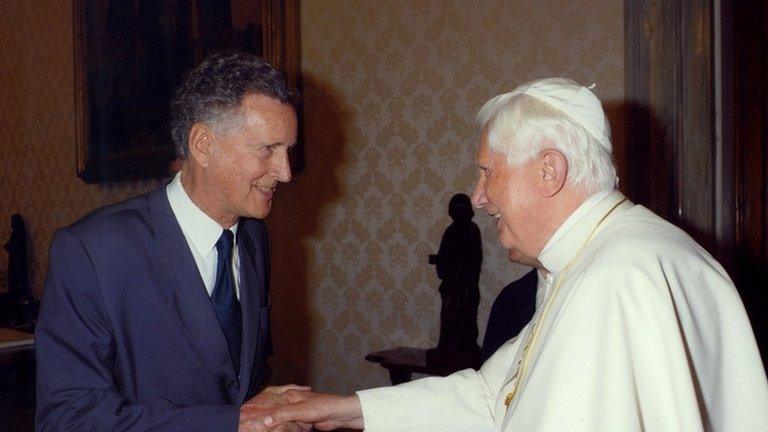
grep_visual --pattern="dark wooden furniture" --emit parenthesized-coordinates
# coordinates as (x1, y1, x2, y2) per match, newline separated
(365, 346, 480, 385)
(0, 328, 34, 353)
(0, 328, 35, 431)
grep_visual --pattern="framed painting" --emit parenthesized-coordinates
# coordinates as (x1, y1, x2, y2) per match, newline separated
(73, 0, 301, 183)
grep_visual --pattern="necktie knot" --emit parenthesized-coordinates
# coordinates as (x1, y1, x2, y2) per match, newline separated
(216, 229, 234, 261)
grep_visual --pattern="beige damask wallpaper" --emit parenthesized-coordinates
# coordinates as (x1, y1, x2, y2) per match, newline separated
(0, 1, 163, 296)
(267, 0, 625, 393)
(0, 0, 623, 394)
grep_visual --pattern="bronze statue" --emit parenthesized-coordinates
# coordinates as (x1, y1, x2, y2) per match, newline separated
(429, 194, 482, 354)
(4, 213, 31, 300)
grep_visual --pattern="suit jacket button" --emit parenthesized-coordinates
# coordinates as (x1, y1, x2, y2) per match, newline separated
(225, 378, 239, 389)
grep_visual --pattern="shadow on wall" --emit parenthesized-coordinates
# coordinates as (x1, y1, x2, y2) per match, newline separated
(266, 74, 349, 386)
(618, 99, 712, 249)
(602, 100, 626, 193)
(611, 99, 712, 250)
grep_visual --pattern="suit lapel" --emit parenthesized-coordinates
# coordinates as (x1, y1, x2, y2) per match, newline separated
(236, 224, 265, 402)
(147, 188, 235, 376)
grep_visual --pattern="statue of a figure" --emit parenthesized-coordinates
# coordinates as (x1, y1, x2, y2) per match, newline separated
(4, 214, 31, 300)
(429, 194, 482, 354)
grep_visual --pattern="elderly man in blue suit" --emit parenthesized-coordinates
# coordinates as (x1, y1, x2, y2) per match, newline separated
(36, 53, 306, 432)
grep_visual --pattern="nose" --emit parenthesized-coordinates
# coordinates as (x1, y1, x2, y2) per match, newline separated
(471, 176, 486, 208)
(275, 149, 292, 183)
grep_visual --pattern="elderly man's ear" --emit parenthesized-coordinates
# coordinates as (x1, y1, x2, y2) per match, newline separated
(188, 123, 214, 167)
(538, 149, 568, 197)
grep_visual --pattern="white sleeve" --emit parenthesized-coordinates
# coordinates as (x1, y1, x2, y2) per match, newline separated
(357, 337, 523, 432)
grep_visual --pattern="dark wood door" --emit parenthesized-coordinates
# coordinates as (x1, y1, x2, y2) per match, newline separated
(729, 0, 768, 364)
(625, 0, 768, 365)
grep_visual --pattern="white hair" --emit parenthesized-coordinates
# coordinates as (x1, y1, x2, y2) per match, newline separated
(476, 84, 617, 194)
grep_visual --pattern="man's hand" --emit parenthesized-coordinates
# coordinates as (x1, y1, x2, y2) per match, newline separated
(262, 391, 363, 431)
(239, 385, 312, 432)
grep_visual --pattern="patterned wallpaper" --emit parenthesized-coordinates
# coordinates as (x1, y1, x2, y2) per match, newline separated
(0, 0, 623, 395)
(268, 0, 625, 393)
(0, 1, 163, 297)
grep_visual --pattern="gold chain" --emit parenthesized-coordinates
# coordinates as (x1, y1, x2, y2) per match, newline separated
(504, 198, 628, 409)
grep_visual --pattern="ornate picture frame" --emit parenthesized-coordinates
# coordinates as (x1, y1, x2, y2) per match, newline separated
(73, 0, 301, 183)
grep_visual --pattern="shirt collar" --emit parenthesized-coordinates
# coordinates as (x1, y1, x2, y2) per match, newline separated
(537, 189, 626, 275)
(166, 172, 238, 257)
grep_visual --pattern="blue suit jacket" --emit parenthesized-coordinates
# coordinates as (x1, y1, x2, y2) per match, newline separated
(36, 186, 272, 431)
(481, 269, 537, 363)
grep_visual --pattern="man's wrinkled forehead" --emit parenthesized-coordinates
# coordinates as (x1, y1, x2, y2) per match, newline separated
(476, 129, 505, 167)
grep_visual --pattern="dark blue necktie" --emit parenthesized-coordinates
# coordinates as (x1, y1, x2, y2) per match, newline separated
(212, 229, 242, 373)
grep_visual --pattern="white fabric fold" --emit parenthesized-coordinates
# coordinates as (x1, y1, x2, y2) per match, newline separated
(358, 190, 768, 432)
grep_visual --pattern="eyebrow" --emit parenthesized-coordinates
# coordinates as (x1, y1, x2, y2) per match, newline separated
(253, 141, 291, 148)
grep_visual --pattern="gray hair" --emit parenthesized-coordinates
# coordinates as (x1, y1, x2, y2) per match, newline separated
(476, 79, 617, 194)
(169, 52, 300, 159)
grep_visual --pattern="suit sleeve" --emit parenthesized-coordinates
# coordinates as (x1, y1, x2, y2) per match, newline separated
(35, 229, 239, 432)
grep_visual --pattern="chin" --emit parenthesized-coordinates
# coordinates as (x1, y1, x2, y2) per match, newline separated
(251, 206, 271, 220)
(499, 238, 516, 250)
(239, 200, 270, 219)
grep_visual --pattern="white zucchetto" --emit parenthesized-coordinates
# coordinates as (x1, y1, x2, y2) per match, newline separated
(481, 77, 611, 150)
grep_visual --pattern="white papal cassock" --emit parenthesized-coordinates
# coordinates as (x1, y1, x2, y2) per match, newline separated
(357, 191, 768, 432)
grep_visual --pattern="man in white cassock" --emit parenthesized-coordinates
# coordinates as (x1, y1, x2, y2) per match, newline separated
(253, 78, 768, 432)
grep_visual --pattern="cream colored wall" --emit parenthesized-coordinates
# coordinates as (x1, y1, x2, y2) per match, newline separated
(268, 0, 624, 393)
(0, 0, 623, 396)
(0, 1, 161, 296)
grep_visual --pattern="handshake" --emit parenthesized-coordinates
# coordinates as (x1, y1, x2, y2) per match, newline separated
(238, 385, 363, 432)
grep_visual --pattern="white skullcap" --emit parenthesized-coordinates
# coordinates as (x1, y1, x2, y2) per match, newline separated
(500, 77, 610, 149)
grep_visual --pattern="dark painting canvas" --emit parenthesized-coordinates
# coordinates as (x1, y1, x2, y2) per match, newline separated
(74, 0, 297, 182)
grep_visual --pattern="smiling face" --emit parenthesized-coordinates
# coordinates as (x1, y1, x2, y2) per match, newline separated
(186, 93, 297, 227)
(471, 130, 542, 257)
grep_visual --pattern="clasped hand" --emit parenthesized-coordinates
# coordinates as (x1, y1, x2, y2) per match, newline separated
(239, 385, 311, 432)
(239, 386, 363, 432)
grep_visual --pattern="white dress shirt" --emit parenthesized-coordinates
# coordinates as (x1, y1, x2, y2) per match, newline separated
(166, 172, 241, 298)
